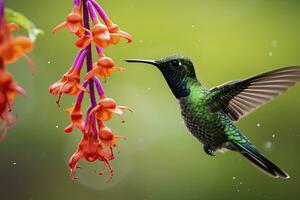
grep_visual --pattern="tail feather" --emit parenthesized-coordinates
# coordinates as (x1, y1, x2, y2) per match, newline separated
(232, 142, 289, 179)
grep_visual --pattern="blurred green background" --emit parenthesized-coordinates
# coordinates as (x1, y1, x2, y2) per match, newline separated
(1, 0, 300, 199)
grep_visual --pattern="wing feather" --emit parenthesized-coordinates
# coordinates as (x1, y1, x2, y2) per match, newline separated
(209, 66, 300, 121)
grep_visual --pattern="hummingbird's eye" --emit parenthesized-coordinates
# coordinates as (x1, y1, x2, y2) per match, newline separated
(171, 60, 181, 66)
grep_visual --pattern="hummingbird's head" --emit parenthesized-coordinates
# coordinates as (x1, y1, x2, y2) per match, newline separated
(126, 55, 197, 98)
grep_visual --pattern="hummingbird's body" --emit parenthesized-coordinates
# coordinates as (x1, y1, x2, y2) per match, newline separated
(178, 82, 237, 152)
(127, 55, 300, 179)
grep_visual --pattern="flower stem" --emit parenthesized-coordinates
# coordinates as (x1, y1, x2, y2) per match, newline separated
(83, 0, 97, 107)
(0, 0, 4, 19)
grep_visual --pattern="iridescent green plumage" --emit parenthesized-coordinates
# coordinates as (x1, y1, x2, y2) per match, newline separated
(127, 55, 300, 179)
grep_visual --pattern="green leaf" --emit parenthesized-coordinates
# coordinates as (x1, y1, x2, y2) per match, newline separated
(4, 8, 43, 42)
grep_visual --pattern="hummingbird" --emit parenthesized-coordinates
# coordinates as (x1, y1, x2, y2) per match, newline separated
(126, 55, 300, 179)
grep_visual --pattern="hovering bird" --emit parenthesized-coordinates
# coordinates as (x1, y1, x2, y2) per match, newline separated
(126, 55, 300, 179)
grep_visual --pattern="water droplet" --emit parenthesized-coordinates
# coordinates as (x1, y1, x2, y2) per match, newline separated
(265, 141, 272, 149)
(272, 134, 276, 139)
(56, 125, 59, 128)
(271, 40, 278, 48)
(191, 25, 195, 28)
(237, 189, 240, 193)
(240, 181, 243, 185)
(257, 123, 261, 127)
(48, 61, 51, 64)
(148, 87, 152, 91)
(232, 176, 236, 180)
(12, 162, 16, 166)
(268, 52, 273, 57)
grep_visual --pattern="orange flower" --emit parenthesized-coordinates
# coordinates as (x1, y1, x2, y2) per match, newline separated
(7, 23, 19, 32)
(97, 121, 125, 149)
(0, 59, 25, 141)
(90, 97, 132, 122)
(64, 105, 84, 134)
(75, 34, 92, 49)
(75, 22, 110, 49)
(92, 22, 111, 48)
(0, 110, 16, 141)
(68, 132, 114, 180)
(105, 18, 132, 45)
(85, 56, 124, 79)
(52, 7, 85, 35)
(49, 67, 85, 105)
(0, 36, 33, 65)
(0, 20, 33, 65)
(0, 62, 26, 112)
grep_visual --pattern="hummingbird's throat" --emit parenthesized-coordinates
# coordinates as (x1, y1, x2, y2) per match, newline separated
(162, 72, 190, 98)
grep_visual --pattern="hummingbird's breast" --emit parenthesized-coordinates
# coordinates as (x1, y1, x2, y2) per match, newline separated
(178, 88, 229, 149)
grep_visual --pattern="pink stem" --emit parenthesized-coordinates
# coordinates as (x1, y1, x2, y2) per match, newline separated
(89, 0, 108, 21)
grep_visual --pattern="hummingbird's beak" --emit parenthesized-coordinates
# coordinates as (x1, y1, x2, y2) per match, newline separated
(125, 59, 158, 67)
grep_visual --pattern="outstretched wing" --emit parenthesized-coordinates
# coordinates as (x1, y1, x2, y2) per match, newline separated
(208, 66, 300, 121)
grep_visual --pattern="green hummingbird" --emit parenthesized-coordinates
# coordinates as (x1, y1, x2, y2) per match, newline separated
(126, 55, 300, 179)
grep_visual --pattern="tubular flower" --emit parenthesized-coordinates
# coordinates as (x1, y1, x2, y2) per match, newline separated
(68, 132, 114, 180)
(52, 2, 85, 35)
(104, 18, 132, 45)
(50, 0, 132, 180)
(75, 1, 132, 49)
(90, 97, 132, 122)
(97, 120, 125, 149)
(0, 1, 38, 140)
(49, 50, 87, 105)
(85, 56, 124, 79)
(0, 18, 33, 65)
(0, 63, 26, 112)
(49, 67, 85, 105)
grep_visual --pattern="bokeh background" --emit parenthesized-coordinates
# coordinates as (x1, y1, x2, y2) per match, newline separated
(1, 0, 300, 199)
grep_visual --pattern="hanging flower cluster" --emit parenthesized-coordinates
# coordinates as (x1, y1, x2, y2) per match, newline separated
(50, 0, 132, 181)
(0, 0, 37, 141)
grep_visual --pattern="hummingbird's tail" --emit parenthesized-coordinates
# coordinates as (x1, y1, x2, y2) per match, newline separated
(232, 142, 289, 179)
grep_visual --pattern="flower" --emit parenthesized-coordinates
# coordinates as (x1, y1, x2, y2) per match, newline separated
(75, 22, 110, 49)
(51, 0, 132, 180)
(68, 132, 114, 180)
(90, 97, 132, 122)
(85, 56, 124, 79)
(91, 22, 111, 48)
(0, 62, 26, 113)
(64, 106, 84, 133)
(0, 36, 33, 64)
(7, 22, 19, 32)
(105, 18, 132, 45)
(52, 7, 85, 35)
(75, 34, 92, 49)
(49, 67, 85, 105)
(0, 110, 16, 141)
(0, 20, 33, 65)
(0, 3, 39, 140)
(97, 121, 125, 149)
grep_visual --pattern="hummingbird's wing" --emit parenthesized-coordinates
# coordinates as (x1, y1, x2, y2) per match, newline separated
(208, 66, 300, 121)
